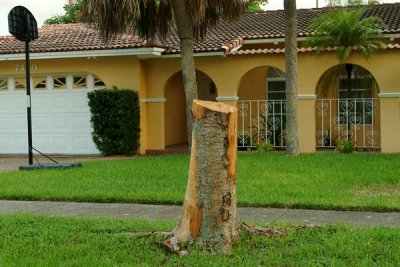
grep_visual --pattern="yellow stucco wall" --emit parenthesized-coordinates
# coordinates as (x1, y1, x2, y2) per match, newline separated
(298, 99, 316, 153)
(147, 50, 400, 152)
(0, 57, 142, 89)
(165, 73, 187, 146)
(143, 50, 400, 153)
(2, 48, 399, 154)
(0, 56, 148, 154)
(237, 67, 267, 100)
(380, 98, 400, 153)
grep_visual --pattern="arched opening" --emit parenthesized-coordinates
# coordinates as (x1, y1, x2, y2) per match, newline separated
(237, 66, 286, 149)
(164, 70, 217, 148)
(315, 64, 380, 150)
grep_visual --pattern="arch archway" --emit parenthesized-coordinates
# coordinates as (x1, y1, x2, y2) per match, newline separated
(237, 66, 286, 149)
(315, 64, 381, 149)
(164, 70, 217, 147)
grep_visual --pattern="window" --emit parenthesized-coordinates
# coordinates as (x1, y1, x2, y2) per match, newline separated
(34, 77, 47, 90)
(0, 79, 7, 91)
(267, 81, 286, 101)
(266, 68, 286, 114)
(73, 76, 87, 89)
(94, 76, 106, 88)
(14, 77, 26, 90)
(53, 77, 67, 89)
(265, 68, 286, 147)
(338, 76, 374, 124)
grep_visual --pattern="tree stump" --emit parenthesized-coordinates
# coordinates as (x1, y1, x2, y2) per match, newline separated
(172, 100, 239, 252)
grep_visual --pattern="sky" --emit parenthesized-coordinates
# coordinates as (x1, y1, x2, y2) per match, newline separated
(0, 0, 399, 36)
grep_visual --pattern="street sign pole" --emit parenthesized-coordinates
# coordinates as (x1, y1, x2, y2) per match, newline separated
(25, 40, 33, 165)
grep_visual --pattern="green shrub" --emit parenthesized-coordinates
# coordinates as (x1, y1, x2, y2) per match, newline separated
(336, 140, 355, 154)
(88, 88, 140, 155)
(255, 142, 274, 152)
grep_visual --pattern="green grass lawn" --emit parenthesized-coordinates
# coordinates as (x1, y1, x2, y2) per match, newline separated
(0, 153, 399, 211)
(0, 214, 399, 266)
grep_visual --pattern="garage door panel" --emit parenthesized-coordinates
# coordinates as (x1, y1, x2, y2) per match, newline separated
(0, 90, 99, 155)
(50, 94, 72, 111)
(0, 94, 26, 111)
(51, 115, 71, 131)
(32, 115, 50, 132)
(0, 117, 10, 133)
(0, 135, 27, 154)
(71, 94, 90, 110)
(33, 134, 52, 151)
(13, 117, 27, 132)
(72, 115, 92, 131)
(0, 116, 26, 133)
(32, 95, 51, 113)
(70, 135, 98, 154)
(0, 96, 13, 110)
(13, 95, 26, 110)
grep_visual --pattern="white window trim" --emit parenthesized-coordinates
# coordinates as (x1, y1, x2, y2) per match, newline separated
(8, 77, 14, 92)
(0, 72, 105, 93)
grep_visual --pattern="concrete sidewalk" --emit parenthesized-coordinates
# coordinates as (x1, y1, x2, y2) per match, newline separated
(0, 200, 399, 227)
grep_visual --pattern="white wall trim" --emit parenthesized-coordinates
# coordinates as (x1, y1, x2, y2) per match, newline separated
(0, 48, 166, 61)
(297, 94, 317, 100)
(378, 92, 400, 98)
(161, 51, 225, 58)
(216, 96, 239, 101)
(140, 98, 166, 103)
(243, 33, 398, 45)
(244, 37, 307, 45)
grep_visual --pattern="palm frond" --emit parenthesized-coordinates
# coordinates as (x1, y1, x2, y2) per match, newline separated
(81, 0, 144, 39)
(316, 64, 377, 97)
(81, 0, 244, 41)
(305, 7, 386, 61)
(188, 0, 245, 39)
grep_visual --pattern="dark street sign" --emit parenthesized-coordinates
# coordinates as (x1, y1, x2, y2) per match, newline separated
(8, 6, 38, 42)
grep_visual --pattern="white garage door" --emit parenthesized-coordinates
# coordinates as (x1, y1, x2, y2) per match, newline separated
(0, 73, 104, 155)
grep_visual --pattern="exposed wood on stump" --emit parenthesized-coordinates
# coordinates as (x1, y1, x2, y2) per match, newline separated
(173, 100, 239, 252)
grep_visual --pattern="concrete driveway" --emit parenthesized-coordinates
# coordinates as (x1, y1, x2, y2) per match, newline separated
(0, 155, 125, 173)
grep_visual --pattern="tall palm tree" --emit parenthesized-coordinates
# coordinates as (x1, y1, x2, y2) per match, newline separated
(306, 7, 386, 141)
(284, 0, 299, 155)
(306, 7, 386, 96)
(80, 0, 244, 146)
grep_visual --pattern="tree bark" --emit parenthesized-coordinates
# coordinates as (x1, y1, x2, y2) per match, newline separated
(171, 0, 198, 146)
(345, 63, 353, 141)
(173, 100, 239, 253)
(284, 0, 300, 155)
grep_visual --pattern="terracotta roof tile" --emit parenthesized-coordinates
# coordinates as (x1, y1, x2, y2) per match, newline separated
(230, 44, 400, 56)
(1, 3, 400, 56)
(0, 24, 145, 55)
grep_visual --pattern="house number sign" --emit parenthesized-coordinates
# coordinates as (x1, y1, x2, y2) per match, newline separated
(15, 64, 38, 72)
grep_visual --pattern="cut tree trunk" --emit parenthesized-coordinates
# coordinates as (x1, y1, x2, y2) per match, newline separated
(173, 100, 239, 252)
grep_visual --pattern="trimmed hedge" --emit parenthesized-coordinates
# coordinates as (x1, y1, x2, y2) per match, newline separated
(87, 88, 140, 155)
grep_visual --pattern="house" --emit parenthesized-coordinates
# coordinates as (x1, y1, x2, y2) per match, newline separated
(0, 3, 399, 155)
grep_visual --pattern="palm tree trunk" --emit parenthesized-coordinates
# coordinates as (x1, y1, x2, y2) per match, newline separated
(171, 0, 198, 146)
(284, 0, 300, 155)
(345, 63, 353, 141)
